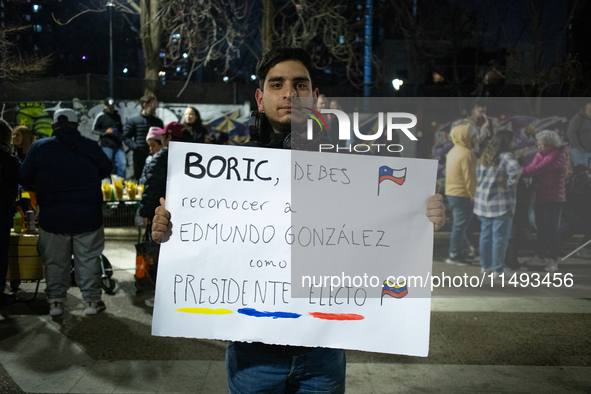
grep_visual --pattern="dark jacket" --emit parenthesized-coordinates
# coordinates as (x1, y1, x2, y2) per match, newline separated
(567, 109, 591, 152)
(0, 144, 19, 218)
(92, 110, 123, 150)
(184, 122, 210, 143)
(19, 127, 112, 234)
(139, 147, 168, 218)
(565, 176, 591, 216)
(123, 113, 164, 151)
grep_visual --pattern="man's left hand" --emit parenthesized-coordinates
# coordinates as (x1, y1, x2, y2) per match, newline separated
(426, 192, 446, 231)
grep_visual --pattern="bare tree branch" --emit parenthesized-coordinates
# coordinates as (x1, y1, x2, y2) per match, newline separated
(1, 2, 52, 80)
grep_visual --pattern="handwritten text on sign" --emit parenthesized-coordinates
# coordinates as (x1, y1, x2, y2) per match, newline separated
(152, 143, 437, 356)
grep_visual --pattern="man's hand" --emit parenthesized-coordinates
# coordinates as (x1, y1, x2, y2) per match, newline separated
(106, 127, 114, 134)
(482, 116, 490, 130)
(426, 187, 446, 231)
(152, 197, 172, 244)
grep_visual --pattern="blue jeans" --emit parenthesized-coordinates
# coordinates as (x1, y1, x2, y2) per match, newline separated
(535, 202, 563, 260)
(102, 147, 126, 178)
(226, 342, 346, 394)
(571, 148, 591, 170)
(447, 196, 474, 262)
(478, 212, 513, 273)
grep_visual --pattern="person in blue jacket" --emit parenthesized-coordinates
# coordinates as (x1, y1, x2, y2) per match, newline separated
(20, 109, 112, 316)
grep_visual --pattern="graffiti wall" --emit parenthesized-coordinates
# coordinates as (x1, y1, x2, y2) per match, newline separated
(1, 100, 251, 145)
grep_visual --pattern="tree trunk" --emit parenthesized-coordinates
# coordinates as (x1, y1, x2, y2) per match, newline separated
(140, 0, 162, 95)
(261, 0, 274, 55)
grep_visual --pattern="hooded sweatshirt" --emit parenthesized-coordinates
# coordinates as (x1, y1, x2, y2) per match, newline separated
(445, 121, 477, 200)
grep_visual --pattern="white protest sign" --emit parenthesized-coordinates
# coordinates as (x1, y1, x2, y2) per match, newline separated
(152, 142, 437, 356)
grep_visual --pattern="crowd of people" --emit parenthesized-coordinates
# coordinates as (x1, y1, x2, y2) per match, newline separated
(0, 45, 588, 393)
(445, 101, 591, 276)
(0, 96, 220, 313)
(0, 47, 447, 393)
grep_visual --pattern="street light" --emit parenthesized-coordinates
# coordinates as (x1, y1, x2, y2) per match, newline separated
(106, 2, 115, 97)
(392, 79, 403, 90)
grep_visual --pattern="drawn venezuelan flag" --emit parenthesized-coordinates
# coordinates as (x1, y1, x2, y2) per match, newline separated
(380, 279, 408, 305)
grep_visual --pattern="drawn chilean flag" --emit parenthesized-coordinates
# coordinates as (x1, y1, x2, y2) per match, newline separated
(378, 166, 406, 195)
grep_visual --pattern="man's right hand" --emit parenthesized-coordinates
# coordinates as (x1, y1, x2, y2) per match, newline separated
(106, 128, 114, 134)
(152, 197, 172, 244)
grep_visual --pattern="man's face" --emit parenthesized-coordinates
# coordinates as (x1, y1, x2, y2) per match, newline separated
(105, 105, 115, 114)
(255, 60, 319, 133)
(143, 100, 158, 116)
(329, 100, 340, 110)
(317, 96, 328, 110)
(472, 106, 486, 119)
(585, 103, 591, 117)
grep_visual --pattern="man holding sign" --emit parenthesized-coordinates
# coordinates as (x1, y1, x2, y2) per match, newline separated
(152, 48, 445, 394)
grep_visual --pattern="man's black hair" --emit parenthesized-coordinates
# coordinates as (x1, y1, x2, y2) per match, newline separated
(256, 47, 314, 90)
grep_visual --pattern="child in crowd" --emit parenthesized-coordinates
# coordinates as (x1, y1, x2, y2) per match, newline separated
(139, 127, 164, 185)
(474, 129, 521, 278)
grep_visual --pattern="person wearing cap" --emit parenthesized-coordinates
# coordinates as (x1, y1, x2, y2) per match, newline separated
(20, 108, 112, 316)
(92, 97, 126, 178)
(123, 95, 164, 180)
(139, 126, 164, 185)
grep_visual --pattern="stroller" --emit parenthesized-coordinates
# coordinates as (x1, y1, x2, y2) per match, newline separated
(70, 254, 116, 294)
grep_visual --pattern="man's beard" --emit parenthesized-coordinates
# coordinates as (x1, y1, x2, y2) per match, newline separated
(267, 115, 307, 134)
(267, 116, 292, 133)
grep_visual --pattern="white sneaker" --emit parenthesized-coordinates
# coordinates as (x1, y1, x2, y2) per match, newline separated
(49, 301, 63, 316)
(544, 259, 559, 273)
(465, 245, 477, 259)
(85, 301, 106, 315)
(446, 258, 470, 267)
(525, 256, 546, 267)
(480, 267, 492, 274)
